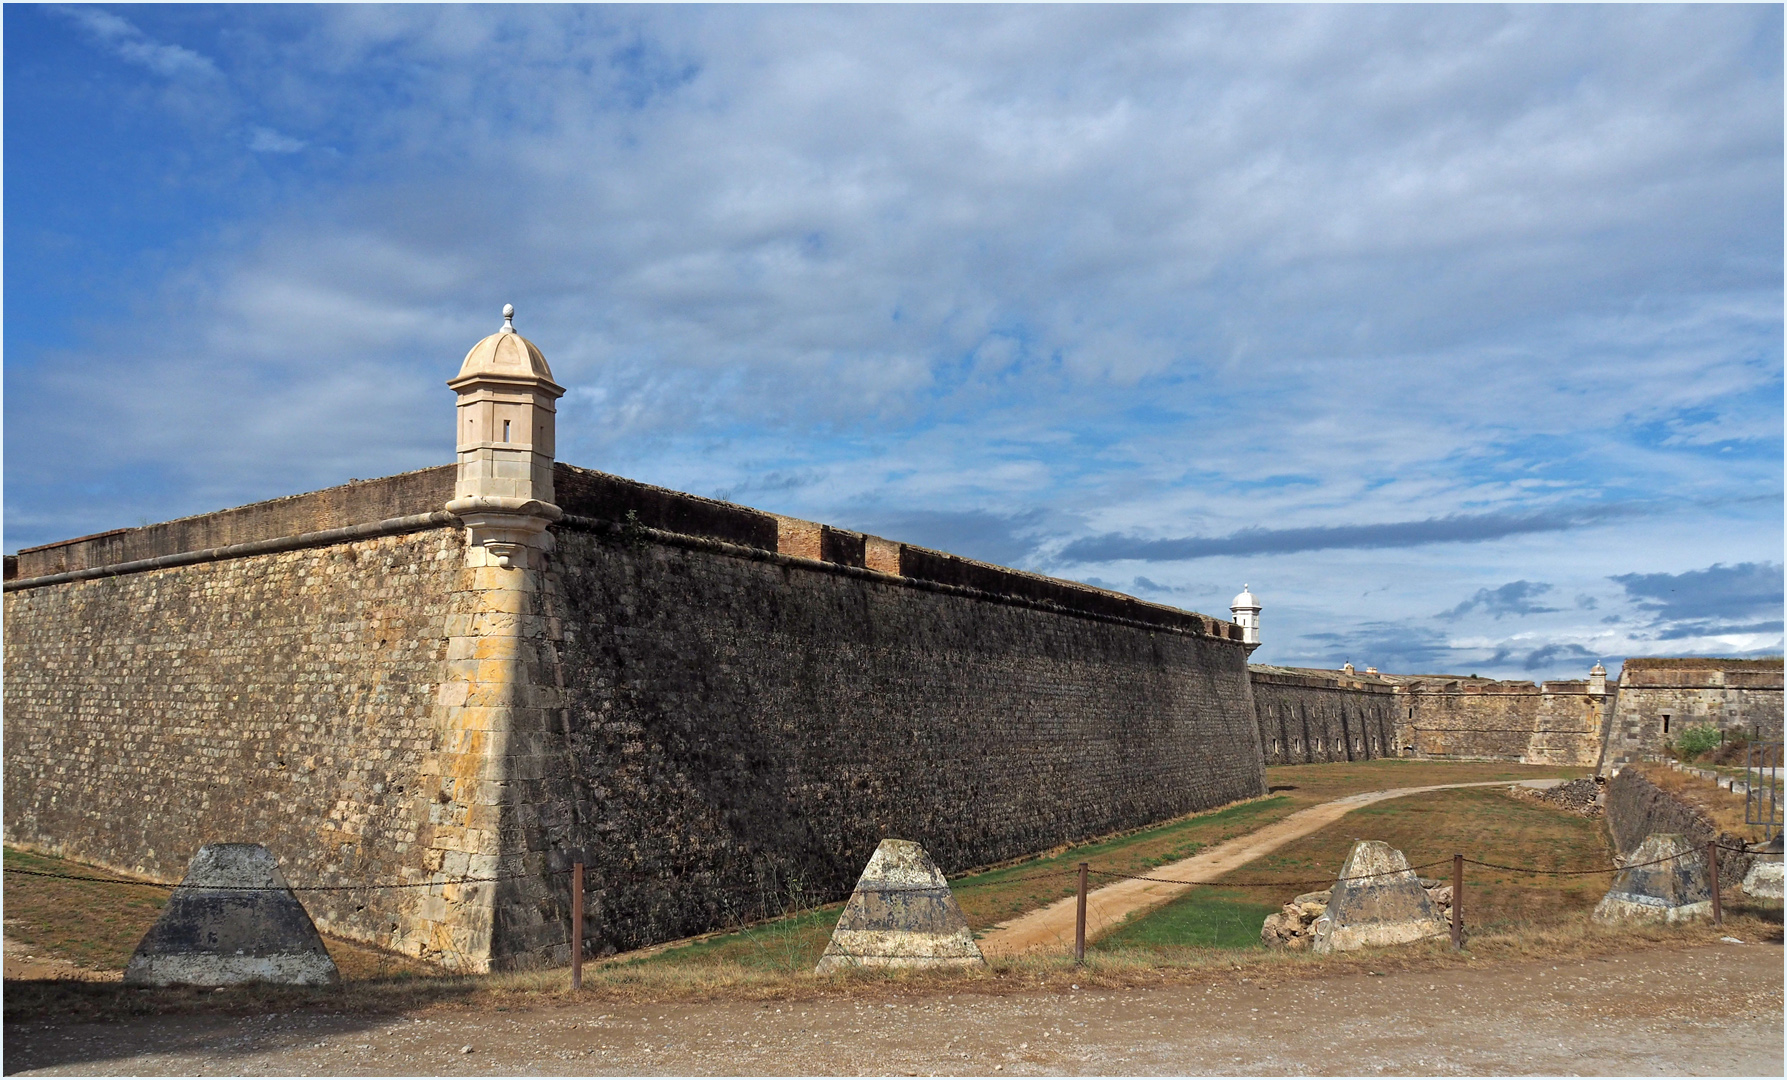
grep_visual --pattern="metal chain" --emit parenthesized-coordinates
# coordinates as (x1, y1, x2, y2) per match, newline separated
(2, 866, 541, 892)
(5, 842, 1757, 895)
(1086, 857, 1455, 890)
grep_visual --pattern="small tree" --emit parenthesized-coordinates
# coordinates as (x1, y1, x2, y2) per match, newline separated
(1674, 723, 1722, 761)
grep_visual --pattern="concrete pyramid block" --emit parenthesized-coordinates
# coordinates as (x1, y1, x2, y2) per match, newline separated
(1592, 833, 1712, 924)
(1311, 840, 1449, 954)
(1741, 859, 1783, 901)
(814, 839, 986, 973)
(124, 844, 341, 987)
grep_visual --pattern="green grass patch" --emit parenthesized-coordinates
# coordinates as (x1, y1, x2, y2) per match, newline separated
(1095, 888, 1279, 952)
(625, 903, 845, 972)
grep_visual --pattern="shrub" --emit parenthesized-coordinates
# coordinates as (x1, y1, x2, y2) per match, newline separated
(1674, 724, 1722, 760)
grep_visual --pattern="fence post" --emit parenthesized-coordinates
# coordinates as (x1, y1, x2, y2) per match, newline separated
(571, 859, 585, 990)
(1706, 841, 1722, 927)
(1451, 853, 1463, 951)
(1075, 862, 1088, 965)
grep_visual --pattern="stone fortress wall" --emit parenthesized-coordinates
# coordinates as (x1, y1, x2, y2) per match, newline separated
(1251, 659, 1782, 770)
(1601, 658, 1784, 771)
(5, 462, 1265, 970)
(7, 309, 1778, 971)
(1248, 666, 1399, 764)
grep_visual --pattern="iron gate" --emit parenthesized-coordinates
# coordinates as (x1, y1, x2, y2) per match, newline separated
(1745, 740, 1782, 842)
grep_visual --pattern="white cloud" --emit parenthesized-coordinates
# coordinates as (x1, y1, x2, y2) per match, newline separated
(58, 6, 219, 80)
(8, 5, 1781, 679)
(247, 126, 306, 154)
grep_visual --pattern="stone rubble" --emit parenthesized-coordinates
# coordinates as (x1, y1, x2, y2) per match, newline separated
(1261, 878, 1457, 950)
(1508, 776, 1604, 817)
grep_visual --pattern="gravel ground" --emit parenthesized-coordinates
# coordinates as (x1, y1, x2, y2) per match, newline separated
(5, 941, 1779, 1076)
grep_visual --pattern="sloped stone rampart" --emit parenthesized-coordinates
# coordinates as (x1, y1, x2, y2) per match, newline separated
(544, 525, 1265, 958)
(1603, 766, 1755, 886)
(1250, 669, 1397, 765)
(3, 527, 469, 961)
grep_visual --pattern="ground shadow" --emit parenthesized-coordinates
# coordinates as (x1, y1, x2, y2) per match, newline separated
(1, 974, 489, 1074)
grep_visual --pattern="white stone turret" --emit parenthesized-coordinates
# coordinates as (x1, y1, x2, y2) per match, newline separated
(445, 303, 566, 568)
(1588, 662, 1607, 696)
(1230, 584, 1261, 655)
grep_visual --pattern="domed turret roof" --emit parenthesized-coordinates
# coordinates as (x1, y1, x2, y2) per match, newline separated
(450, 304, 560, 388)
(1231, 584, 1260, 611)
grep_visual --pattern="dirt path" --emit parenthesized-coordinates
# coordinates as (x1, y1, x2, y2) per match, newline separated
(5, 941, 1778, 1075)
(978, 780, 1565, 958)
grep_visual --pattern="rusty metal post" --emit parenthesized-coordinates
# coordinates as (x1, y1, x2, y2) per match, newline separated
(1706, 842, 1722, 927)
(1451, 853, 1463, 950)
(571, 860, 585, 990)
(1075, 862, 1089, 964)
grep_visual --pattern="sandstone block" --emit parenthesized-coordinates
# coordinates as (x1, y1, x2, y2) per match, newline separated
(1740, 858, 1782, 901)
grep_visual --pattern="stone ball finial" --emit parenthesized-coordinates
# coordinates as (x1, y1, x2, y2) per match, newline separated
(502, 303, 515, 332)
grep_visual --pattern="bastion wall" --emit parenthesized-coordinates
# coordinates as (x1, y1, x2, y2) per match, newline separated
(1602, 659, 1783, 771)
(4, 462, 1265, 969)
(1248, 667, 1399, 764)
(1249, 668, 1609, 768)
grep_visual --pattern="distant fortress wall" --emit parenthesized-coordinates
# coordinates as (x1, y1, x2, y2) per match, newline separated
(1602, 659, 1783, 772)
(1252, 660, 1782, 770)
(1249, 666, 1611, 769)
(4, 463, 1266, 969)
(1248, 666, 1400, 764)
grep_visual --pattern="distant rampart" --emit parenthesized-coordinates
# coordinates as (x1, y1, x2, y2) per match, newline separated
(1250, 668, 1607, 768)
(1603, 659, 1783, 771)
(1249, 666, 1399, 764)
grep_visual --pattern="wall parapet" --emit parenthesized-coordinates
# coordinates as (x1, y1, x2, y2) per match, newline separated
(12, 466, 457, 579)
(9, 458, 1239, 641)
(4, 512, 458, 592)
(558, 514, 1241, 641)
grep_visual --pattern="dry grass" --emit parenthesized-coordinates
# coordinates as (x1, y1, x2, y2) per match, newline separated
(1630, 763, 1772, 840)
(9, 906, 1776, 1025)
(1204, 785, 1618, 929)
(8, 760, 1656, 1026)
(1261, 759, 1588, 806)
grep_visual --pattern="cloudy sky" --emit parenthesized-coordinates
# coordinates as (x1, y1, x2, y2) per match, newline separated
(6, 4, 1782, 678)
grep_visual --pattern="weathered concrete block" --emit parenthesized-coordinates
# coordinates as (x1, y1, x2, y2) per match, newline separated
(1741, 859, 1783, 901)
(1592, 833, 1712, 925)
(123, 844, 340, 987)
(814, 839, 985, 973)
(1311, 841, 1448, 954)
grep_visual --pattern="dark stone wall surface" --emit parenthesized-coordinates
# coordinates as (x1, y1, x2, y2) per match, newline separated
(544, 527, 1266, 954)
(1250, 675, 1398, 765)
(2, 529, 464, 953)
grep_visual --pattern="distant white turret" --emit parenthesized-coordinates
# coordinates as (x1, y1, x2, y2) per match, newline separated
(1230, 584, 1261, 655)
(1588, 662, 1607, 696)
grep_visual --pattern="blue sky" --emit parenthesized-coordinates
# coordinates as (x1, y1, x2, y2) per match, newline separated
(6, 4, 1782, 678)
